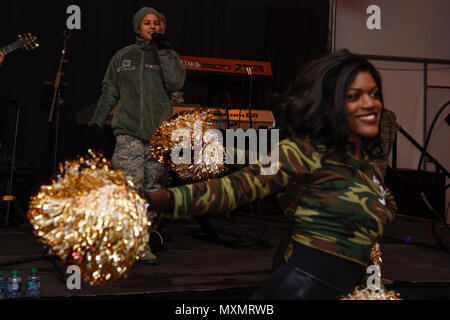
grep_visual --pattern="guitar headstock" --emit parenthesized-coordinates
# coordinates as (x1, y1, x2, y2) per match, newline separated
(18, 33, 39, 51)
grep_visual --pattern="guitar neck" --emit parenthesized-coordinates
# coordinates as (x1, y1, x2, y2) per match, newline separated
(0, 39, 23, 55)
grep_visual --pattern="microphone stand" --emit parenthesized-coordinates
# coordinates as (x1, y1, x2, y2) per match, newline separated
(246, 67, 254, 129)
(1, 97, 27, 226)
(48, 31, 70, 171)
(224, 103, 230, 129)
(238, 74, 245, 130)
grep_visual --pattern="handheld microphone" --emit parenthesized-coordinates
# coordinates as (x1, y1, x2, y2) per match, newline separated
(151, 32, 173, 50)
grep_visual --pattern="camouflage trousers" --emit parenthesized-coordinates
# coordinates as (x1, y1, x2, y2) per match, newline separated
(112, 135, 168, 220)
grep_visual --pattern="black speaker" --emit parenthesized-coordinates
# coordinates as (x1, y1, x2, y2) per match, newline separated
(385, 167, 446, 220)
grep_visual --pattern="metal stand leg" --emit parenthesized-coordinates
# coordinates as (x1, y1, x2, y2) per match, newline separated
(1, 98, 23, 227)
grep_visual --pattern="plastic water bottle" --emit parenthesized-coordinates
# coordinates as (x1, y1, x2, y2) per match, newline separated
(7, 270, 22, 298)
(26, 268, 40, 297)
(0, 271, 5, 299)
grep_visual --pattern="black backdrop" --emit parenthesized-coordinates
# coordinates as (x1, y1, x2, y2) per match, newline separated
(0, 0, 329, 212)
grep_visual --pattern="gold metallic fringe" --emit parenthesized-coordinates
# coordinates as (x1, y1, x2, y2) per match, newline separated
(340, 243, 402, 300)
(27, 150, 150, 286)
(150, 109, 227, 181)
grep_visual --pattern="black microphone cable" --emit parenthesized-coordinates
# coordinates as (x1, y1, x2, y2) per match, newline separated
(416, 100, 450, 251)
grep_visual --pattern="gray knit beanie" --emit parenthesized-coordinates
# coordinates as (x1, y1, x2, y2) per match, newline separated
(132, 7, 160, 34)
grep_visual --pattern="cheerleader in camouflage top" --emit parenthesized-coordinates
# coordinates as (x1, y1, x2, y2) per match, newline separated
(146, 50, 397, 299)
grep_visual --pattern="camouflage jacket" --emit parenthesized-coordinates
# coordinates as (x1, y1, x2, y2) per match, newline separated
(167, 137, 397, 266)
(89, 37, 186, 140)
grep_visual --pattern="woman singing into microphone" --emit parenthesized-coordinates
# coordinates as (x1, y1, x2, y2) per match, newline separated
(87, 7, 186, 264)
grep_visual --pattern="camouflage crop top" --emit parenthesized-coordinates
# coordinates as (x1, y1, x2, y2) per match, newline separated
(167, 138, 397, 266)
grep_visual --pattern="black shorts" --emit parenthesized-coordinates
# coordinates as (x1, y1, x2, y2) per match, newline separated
(252, 234, 366, 300)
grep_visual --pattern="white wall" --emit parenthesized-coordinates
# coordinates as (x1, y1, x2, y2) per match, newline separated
(334, 0, 450, 60)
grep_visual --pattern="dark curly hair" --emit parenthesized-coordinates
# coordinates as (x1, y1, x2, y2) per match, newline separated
(273, 49, 384, 159)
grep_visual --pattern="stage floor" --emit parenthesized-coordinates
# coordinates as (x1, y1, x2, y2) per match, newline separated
(0, 212, 449, 300)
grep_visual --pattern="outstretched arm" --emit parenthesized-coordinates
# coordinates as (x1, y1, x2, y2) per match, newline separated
(146, 139, 320, 220)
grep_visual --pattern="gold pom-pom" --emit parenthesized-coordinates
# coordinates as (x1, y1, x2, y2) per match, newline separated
(340, 243, 402, 300)
(340, 285, 402, 300)
(27, 151, 150, 286)
(150, 109, 227, 181)
(370, 242, 382, 268)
